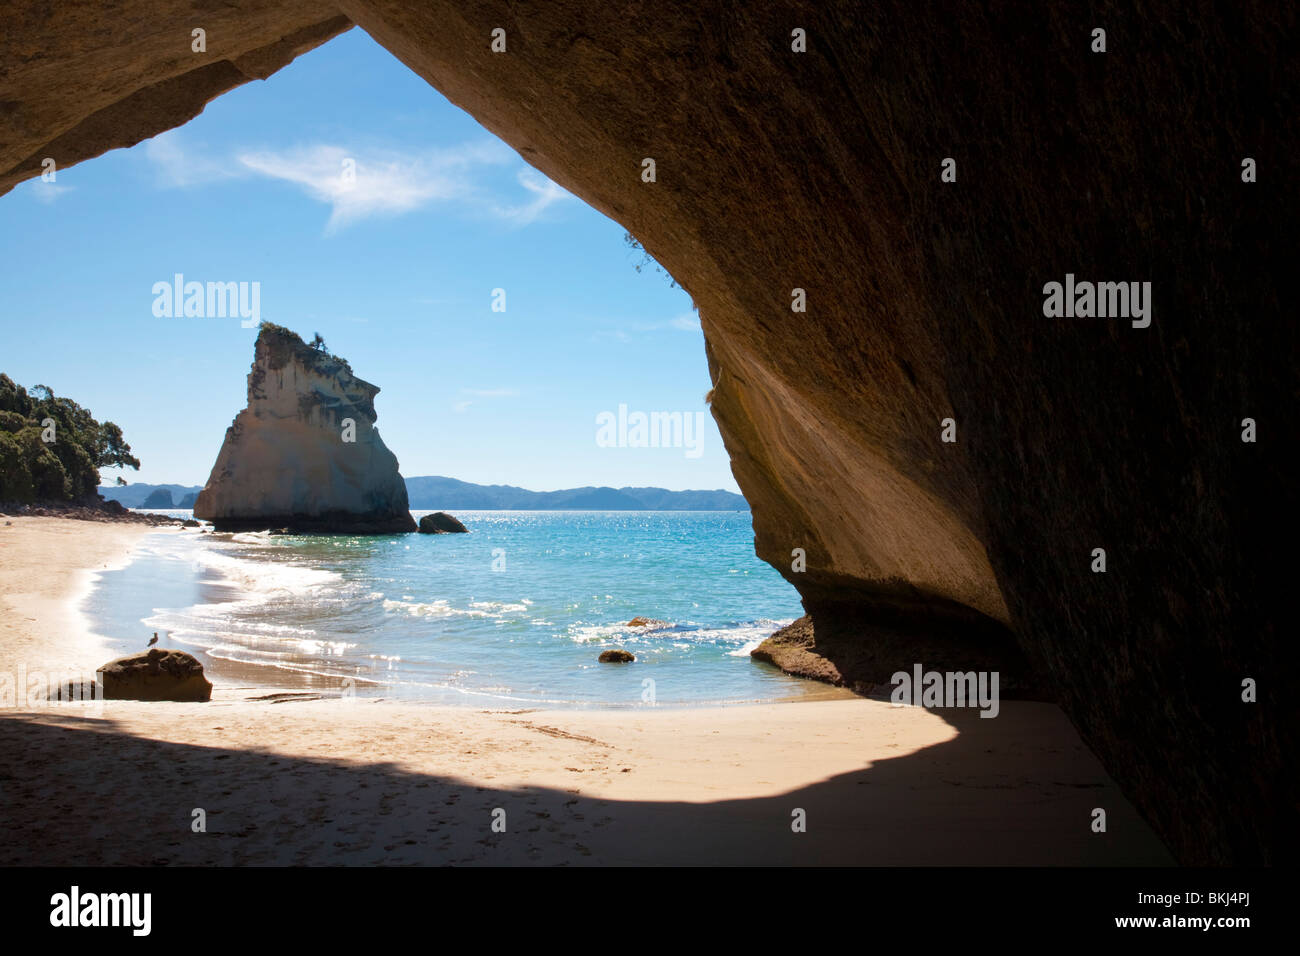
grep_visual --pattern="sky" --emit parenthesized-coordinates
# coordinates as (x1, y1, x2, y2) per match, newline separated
(0, 29, 737, 493)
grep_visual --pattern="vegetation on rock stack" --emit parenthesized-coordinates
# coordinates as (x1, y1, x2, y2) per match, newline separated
(0, 373, 139, 502)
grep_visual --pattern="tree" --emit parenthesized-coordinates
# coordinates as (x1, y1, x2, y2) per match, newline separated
(0, 374, 33, 416)
(94, 420, 140, 471)
(0, 432, 33, 500)
(0, 375, 139, 502)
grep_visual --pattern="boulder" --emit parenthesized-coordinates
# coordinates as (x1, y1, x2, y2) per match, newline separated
(98, 648, 213, 702)
(598, 649, 635, 663)
(751, 612, 1044, 699)
(418, 512, 468, 534)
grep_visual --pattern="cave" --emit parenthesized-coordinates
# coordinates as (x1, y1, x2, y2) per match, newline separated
(1, 0, 1289, 865)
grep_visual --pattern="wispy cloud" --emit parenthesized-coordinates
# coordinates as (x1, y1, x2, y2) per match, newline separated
(142, 130, 572, 233)
(593, 312, 700, 342)
(453, 387, 517, 413)
(491, 169, 570, 226)
(238, 142, 502, 234)
(28, 181, 73, 204)
(145, 133, 241, 187)
(629, 312, 699, 333)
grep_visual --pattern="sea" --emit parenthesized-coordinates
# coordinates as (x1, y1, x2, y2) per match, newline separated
(82, 510, 833, 708)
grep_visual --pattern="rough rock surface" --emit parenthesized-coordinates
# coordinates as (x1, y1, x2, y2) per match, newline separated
(752, 613, 1043, 699)
(98, 648, 213, 702)
(598, 649, 635, 664)
(417, 512, 468, 534)
(0, 2, 351, 194)
(194, 324, 416, 533)
(0, 1, 1289, 865)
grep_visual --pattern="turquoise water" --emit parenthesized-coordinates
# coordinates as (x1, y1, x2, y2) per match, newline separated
(85, 510, 824, 707)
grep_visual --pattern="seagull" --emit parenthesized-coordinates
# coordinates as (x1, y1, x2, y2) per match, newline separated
(147, 632, 158, 647)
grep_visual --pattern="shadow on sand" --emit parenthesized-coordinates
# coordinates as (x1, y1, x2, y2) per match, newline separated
(0, 704, 1173, 866)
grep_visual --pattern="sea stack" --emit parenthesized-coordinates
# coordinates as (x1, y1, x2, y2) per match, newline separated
(194, 324, 416, 533)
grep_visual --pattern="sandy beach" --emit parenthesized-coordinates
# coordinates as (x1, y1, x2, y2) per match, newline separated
(0, 517, 1173, 865)
(0, 517, 157, 675)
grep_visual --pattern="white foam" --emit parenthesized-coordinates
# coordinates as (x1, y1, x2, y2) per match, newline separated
(468, 600, 529, 614)
(566, 617, 791, 653)
(193, 545, 340, 598)
(382, 598, 490, 619)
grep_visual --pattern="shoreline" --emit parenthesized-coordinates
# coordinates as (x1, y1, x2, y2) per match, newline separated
(0, 515, 1174, 865)
(0, 516, 158, 678)
(80, 518, 847, 709)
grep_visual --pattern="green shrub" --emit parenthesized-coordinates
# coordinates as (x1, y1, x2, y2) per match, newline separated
(0, 375, 138, 502)
(22, 428, 70, 499)
(0, 432, 34, 500)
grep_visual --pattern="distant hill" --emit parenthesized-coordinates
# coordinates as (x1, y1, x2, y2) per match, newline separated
(403, 476, 748, 510)
(100, 477, 748, 511)
(139, 488, 175, 509)
(99, 483, 203, 509)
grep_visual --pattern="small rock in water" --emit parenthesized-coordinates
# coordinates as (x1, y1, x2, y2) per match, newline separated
(598, 649, 635, 663)
(418, 512, 468, 534)
(626, 616, 668, 628)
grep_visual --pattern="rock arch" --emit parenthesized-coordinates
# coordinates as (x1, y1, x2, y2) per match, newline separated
(2, 1, 1290, 864)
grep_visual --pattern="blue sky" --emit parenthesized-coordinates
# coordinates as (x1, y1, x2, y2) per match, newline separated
(0, 29, 737, 493)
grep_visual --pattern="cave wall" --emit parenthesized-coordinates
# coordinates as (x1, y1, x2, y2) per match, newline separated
(0, 1, 351, 194)
(1, 1, 1291, 864)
